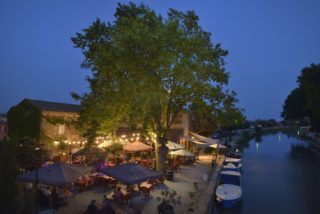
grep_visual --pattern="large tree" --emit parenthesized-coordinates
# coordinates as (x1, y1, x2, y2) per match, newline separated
(281, 88, 308, 120)
(71, 3, 241, 172)
(190, 93, 245, 135)
(282, 63, 320, 130)
(298, 64, 320, 130)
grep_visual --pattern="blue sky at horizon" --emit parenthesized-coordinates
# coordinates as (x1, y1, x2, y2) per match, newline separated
(1, 0, 319, 120)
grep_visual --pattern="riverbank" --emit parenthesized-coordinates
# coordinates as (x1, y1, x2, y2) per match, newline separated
(216, 132, 320, 214)
(230, 126, 296, 149)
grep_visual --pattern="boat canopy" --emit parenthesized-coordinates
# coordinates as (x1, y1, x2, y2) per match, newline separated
(223, 163, 238, 169)
(225, 157, 242, 163)
(216, 184, 242, 200)
(221, 171, 241, 176)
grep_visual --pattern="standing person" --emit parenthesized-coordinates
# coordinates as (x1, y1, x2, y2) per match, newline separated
(51, 187, 59, 208)
(87, 200, 98, 214)
(100, 195, 107, 207)
(99, 198, 115, 214)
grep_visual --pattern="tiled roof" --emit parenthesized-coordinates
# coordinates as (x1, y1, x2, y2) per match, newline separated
(24, 99, 81, 113)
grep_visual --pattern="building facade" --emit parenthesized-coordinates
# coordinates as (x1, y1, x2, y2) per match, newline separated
(8, 99, 191, 148)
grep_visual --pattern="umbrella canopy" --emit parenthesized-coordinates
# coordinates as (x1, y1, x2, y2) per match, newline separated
(169, 149, 195, 157)
(72, 146, 105, 156)
(97, 141, 114, 148)
(210, 144, 228, 149)
(17, 163, 92, 185)
(166, 141, 184, 150)
(189, 132, 220, 145)
(101, 163, 163, 184)
(123, 141, 152, 152)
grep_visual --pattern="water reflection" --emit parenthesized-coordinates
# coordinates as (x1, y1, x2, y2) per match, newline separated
(215, 132, 320, 214)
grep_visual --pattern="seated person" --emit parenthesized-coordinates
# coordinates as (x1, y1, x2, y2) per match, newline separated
(50, 187, 60, 208)
(69, 183, 77, 194)
(126, 184, 134, 193)
(84, 175, 94, 185)
(113, 187, 125, 203)
(38, 189, 50, 207)
(42, 186, 51, 197)
(62, 186, 73, 199)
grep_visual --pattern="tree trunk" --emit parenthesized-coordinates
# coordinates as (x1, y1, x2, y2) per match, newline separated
(157, 137, 168, 174)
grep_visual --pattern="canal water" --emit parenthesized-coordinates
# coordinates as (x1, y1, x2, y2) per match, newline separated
(215, 132, 320, 214)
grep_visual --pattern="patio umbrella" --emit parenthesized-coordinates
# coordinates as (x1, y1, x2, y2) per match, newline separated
(17, 163, 92, 185)
(166, 141, 184, 150)
(123, 141, 152, 152)
(97, 141, 114, 148)
(72, 146, 105, 156)
(169, 149, 195, 157)
(101, 163, 163, 184)
(189, 131, 220, 145)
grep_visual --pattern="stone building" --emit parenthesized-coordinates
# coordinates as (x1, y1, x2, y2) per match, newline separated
(8, 99, 191, 147)
(114, 112, 191, 144)
(7, 99, 83, 145)
(35, 100, 82, 144)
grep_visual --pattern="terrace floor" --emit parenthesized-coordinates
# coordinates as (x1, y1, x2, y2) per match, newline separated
(53, 154, 222, 214)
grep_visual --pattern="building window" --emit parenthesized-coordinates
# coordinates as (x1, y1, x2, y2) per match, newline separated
(58, 124, 65, 135)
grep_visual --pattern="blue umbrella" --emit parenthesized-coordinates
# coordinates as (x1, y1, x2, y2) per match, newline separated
(101, 163, 163, 184)
(17, 163, 92, 185)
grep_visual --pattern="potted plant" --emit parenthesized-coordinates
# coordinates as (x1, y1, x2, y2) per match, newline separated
(156, 190, 181, 214)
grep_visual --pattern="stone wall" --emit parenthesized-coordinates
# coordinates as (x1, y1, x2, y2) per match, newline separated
(41, 111, 82, 143)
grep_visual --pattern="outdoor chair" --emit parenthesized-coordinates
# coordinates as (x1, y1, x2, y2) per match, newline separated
(105, 178, 116, 188)
(157, 177, 165, 184)
(112, 193, 128, 205)
(138, 186, 151, 196)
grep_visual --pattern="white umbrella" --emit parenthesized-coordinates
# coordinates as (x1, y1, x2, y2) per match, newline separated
(189, 132, 220, 145)
(97, 141, 114, 148)
(166, 141, 184, 150)
(123, 141, 152, 152)
(169, 149, 195, 157)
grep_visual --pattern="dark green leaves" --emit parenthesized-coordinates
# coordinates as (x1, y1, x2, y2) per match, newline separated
(282, 63, 320, 130)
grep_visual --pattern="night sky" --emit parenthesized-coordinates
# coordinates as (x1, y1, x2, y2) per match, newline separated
(1, 0, 319, 120)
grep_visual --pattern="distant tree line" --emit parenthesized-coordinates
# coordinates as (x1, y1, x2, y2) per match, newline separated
(282, 63, 320, 131)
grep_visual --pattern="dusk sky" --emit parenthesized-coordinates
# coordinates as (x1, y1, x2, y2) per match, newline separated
(1, 0, 319, 120)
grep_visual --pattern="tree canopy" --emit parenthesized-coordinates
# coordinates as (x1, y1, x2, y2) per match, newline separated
(281, 88, 308, 120)
(71, 3, 243, 171)
(282, 63, 320, 130)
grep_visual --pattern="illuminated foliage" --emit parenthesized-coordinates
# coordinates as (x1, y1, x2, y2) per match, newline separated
(72, 3, 241, 171)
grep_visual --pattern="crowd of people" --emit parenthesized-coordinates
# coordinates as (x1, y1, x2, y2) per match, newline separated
(38, 185, 74, 208)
